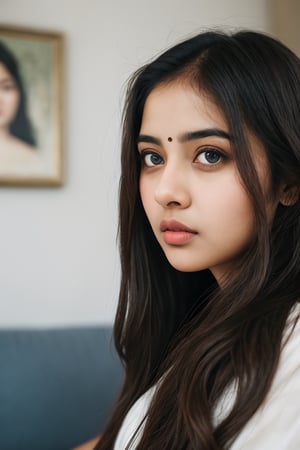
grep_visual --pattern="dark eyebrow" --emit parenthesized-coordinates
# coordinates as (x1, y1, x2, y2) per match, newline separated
(137, 134, 162, 146)
(137, 128, 231, 146)
(179, 128, 231, 142)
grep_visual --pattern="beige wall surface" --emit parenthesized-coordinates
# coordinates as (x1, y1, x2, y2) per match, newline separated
(0, 0, 273, 327)
(272, 0, 300, 55)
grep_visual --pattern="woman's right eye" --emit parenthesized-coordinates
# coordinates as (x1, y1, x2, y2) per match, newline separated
(141, 152, 164, 167)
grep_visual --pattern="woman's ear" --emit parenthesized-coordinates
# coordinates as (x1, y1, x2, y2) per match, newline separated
(279, 183, 300, 206)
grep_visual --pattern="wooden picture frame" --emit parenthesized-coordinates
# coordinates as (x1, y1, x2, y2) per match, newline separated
(0, 25, 63, 186)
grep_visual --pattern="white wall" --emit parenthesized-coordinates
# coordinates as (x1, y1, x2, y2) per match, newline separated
(0, 0, 273, 327)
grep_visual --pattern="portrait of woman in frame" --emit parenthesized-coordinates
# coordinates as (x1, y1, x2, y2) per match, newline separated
(0, 25, 63, 186)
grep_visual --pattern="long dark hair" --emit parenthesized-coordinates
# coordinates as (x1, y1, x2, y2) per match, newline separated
(0, 40, 36, 146)
(97, 30, 300, 449)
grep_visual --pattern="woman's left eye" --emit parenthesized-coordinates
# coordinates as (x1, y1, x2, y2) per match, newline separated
(195, 149, 223, 165)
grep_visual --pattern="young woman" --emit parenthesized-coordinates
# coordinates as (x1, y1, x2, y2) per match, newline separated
(95, 29, 300, 449)
(0, 40, 41, 175)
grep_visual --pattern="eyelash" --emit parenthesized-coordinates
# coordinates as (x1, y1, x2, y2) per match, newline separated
(139, 148, 226, 168)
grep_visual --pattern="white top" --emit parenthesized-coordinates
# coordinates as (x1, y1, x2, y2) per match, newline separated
(115, 304, 300, 449)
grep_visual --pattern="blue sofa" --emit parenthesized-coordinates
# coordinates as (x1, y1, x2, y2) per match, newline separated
(0, 326, 123, 450)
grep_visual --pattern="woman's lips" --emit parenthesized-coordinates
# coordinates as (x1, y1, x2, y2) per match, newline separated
(160, 220, 198, 245)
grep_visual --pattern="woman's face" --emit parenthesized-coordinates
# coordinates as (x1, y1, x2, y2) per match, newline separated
(0, 62, 20, 129)
(138, 81, 277, 284)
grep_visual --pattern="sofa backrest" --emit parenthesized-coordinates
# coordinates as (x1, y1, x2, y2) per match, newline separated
(0, 326, 123, 450)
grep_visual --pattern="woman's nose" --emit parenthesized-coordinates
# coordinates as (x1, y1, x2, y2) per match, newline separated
(154, 164, 191, 209)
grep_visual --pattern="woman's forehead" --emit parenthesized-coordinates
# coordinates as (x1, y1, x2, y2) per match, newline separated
(140, 81, 229, 137)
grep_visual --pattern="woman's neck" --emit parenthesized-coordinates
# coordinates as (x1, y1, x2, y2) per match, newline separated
(0, 127, 12, 142)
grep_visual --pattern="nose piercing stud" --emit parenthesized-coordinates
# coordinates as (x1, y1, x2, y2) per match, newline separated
(168, 137, 173, 142)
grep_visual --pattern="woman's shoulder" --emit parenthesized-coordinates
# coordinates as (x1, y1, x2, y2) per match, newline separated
(0, 135, 35, 154)
(0, 135, 44, 175)
(280, 302, 300, 372)
(231, 302, 300, 449)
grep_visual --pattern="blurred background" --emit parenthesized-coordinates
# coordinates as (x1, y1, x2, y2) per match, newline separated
(0, 0, 298, 328)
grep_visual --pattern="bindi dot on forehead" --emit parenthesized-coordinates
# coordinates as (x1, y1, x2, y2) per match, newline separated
(168, 137, 173, 142)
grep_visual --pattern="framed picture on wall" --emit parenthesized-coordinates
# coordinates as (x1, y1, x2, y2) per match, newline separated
(0, 25, 63, 186)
